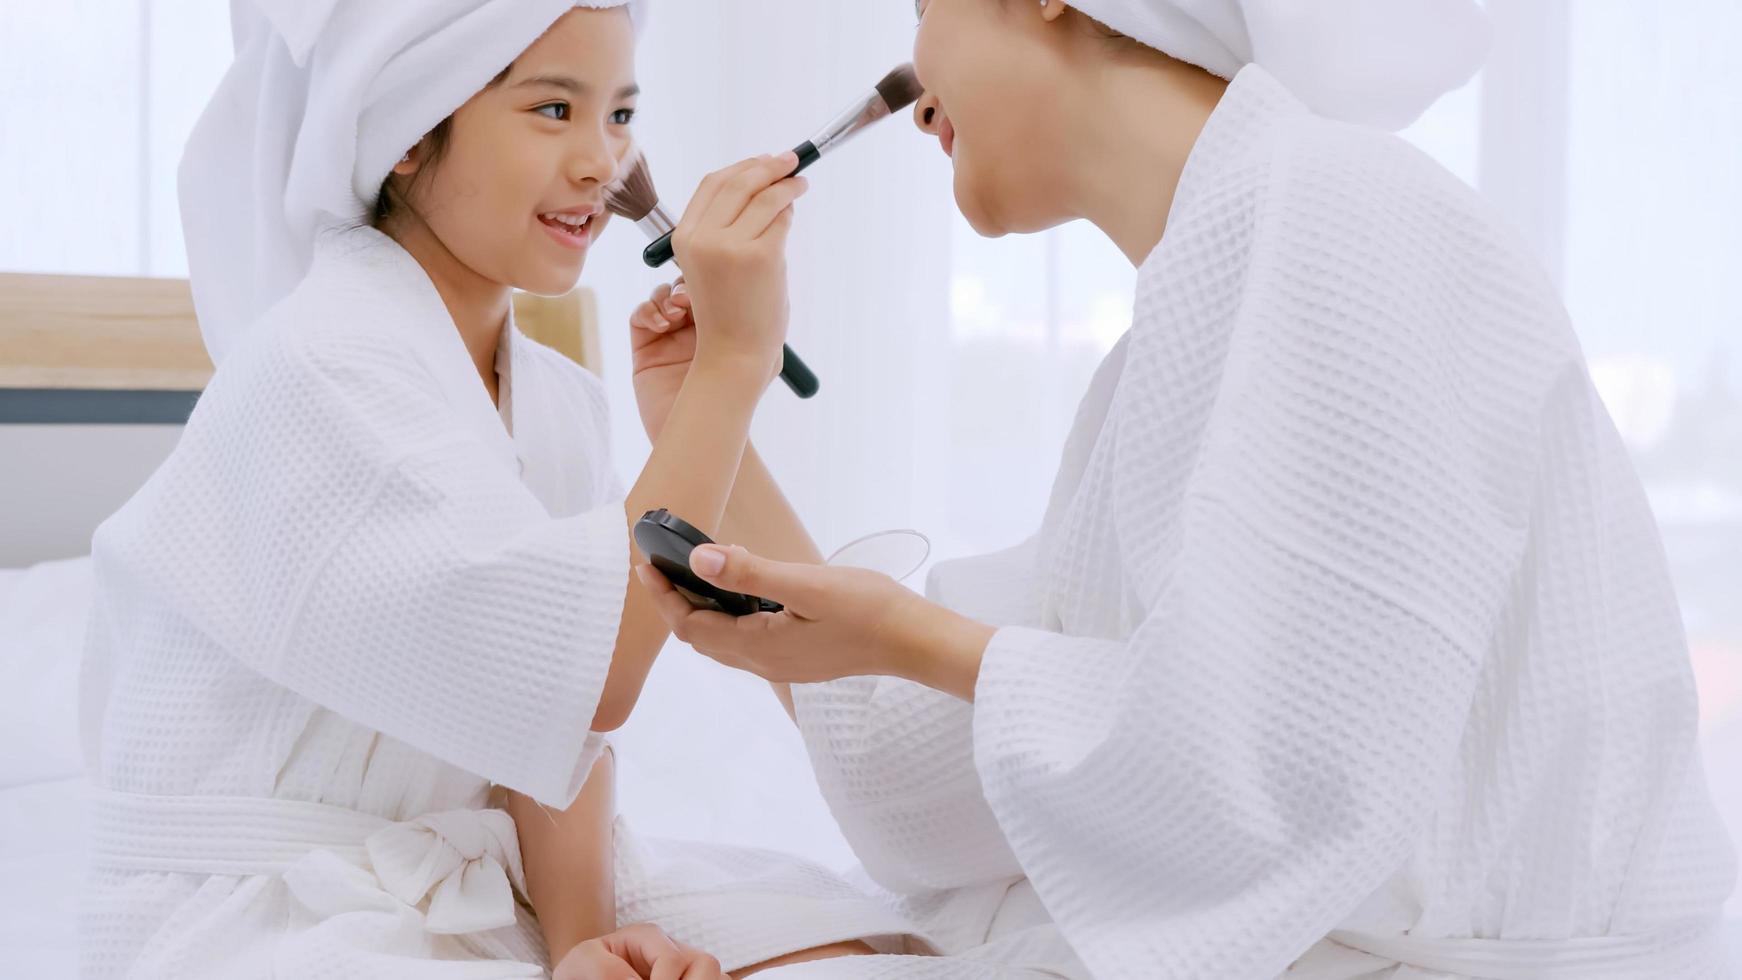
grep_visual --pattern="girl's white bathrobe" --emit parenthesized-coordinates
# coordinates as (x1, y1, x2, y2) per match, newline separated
(780, 66, 1738, 980)
(78, 226, 915, 978)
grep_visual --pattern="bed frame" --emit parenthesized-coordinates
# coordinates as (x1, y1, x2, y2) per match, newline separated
(0, 272, 603, 425)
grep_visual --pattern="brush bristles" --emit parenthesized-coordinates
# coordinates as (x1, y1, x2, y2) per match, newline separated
(604, 148, 661, 222)
(874, 63, 923, 114)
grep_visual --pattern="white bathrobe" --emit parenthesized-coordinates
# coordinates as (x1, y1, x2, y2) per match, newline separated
(78, 226, 915, 978)
(782, 66, 1738, 980)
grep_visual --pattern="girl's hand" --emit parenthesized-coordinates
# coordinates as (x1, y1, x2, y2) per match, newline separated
(634, 544, 996, 699)
(670, 152, 807, 389)
(554, 923, 724, 980)
(629, 279, 695, 441)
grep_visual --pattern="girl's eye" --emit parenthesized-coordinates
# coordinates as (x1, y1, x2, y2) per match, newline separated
(610, 108, 637, 126)
(534, 102, 570, 121)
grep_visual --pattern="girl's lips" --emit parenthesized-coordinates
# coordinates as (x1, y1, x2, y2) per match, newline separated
(538, 212, 596, 251)
(940, 116, 956, 158)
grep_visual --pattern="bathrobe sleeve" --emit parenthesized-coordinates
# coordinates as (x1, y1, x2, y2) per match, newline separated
(790, 540, 1043, 893)
(131, 325, 626, 808)
(787, 335, 1137, 897)
(967, 126, 1561, 978)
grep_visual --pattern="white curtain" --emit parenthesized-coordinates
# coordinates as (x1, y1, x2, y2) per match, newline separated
(1, 0, 1736, 907)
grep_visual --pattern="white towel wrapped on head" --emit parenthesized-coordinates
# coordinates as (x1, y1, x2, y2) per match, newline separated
(1069, 0, 1489, 128)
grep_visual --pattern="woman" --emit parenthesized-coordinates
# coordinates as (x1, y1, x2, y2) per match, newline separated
(636, 0, 1738, 976)
(79, 2, 911, 976)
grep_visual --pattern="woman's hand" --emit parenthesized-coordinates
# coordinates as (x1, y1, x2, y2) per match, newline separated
(669, 152, 807, 390)
(554, 923, 724, 980)
(629, 279, 695, 441)
(634, 544, 997, 700)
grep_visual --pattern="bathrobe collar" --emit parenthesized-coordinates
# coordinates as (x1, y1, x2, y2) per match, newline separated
(308, 224, 523, 479)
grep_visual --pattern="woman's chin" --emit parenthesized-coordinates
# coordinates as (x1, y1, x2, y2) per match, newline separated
(955, 189, 1009, 240)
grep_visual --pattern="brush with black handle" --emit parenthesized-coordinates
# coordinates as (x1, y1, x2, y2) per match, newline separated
(639, 64, 922, 270)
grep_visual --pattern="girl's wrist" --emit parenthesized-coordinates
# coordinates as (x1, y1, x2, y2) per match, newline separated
(691, 349, 777, 390)
(668, 361, 764, 425)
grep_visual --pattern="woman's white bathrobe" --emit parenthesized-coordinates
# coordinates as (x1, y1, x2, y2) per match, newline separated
(78, 226, 914, 978)
(780, 66, 1738, 979)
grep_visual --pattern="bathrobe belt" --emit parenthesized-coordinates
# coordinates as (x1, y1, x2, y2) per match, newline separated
(1326, 922, 1727, 978)
(90, 789, 528, 936)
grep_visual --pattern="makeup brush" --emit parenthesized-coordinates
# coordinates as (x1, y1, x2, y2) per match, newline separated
(606, 148, 821, 399)
(639, 63, 923, 269)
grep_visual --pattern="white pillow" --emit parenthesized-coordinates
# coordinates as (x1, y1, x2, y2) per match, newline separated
(0, 557, 92, 787)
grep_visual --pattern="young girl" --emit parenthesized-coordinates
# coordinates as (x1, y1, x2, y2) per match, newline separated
(636, 0, 1737, 976)
(79, 2, 909, 977)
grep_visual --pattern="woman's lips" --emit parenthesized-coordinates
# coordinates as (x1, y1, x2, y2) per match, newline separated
(940, 117, 956, 158)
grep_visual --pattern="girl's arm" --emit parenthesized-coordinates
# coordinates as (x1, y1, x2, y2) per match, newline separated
(507, 750, 618, 959)
(510, 753, 736, 977)
(593, 358, 766, 731)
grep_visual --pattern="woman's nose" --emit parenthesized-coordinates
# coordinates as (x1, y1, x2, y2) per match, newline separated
(913, 91, 942, 135)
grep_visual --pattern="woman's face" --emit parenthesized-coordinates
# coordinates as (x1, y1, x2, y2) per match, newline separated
(911, 0, 1079, 237)
(397, 7, 638, 296)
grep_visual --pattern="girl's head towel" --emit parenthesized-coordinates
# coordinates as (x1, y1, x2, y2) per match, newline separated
(181, 0, 647, 365)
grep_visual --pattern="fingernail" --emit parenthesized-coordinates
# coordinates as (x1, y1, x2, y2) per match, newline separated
(634, 564, 653, 586)
(690, 546, 725, 576)
(671, 282, 687, 295)
(664, 304, 681, 318)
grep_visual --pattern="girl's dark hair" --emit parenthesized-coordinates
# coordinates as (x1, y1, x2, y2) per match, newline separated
(373, 117, 454, 225)
(372, 64, 512, 226)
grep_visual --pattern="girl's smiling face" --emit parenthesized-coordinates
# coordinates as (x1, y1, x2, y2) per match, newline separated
(382, 7, 638, 297)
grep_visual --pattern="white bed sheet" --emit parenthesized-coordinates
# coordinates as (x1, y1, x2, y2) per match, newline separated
(2, 559, 93, 979)
(0, 776, 88, 978)
(1, 558, 89, 787)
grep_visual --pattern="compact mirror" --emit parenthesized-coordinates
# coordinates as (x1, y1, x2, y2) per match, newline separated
(825, 529, 931, 583)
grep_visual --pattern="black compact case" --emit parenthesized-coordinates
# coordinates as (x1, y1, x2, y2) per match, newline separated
(633, 509, 784, 617)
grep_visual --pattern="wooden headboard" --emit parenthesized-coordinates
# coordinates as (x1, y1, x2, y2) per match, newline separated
(0, 272, 602, 424)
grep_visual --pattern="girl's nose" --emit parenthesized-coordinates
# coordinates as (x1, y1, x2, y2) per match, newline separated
(570, 133, 620, 185)
(913, 91, 942, 135)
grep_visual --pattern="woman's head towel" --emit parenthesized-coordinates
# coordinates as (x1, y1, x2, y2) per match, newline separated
(180, 0, 647, 365)
(1069, 0, 1488, 129)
